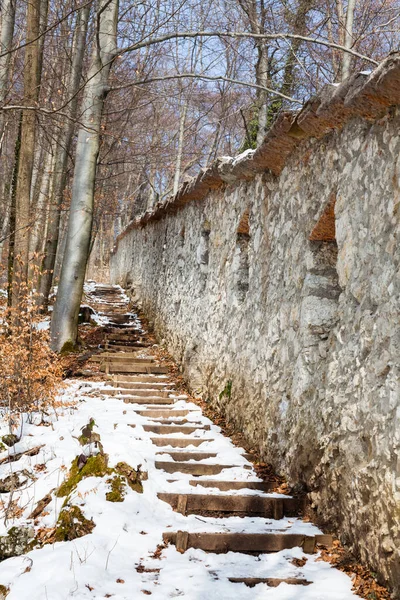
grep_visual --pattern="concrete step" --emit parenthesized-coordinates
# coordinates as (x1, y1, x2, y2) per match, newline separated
(144, 424, 210, 434)
(187, 480, 277, 492)
(163, 531, 333, 554)
(156, 452, 217, 462)
(151, 437, 213, 447)
(157, 492, 298, 518)
(155, 461, 234, 475)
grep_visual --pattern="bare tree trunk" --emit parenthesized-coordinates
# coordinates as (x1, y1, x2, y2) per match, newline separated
(342, 0, 356, 80)
(7, 114, 21, 306)
(38, 3, 91, 311)
(11, 0, 41, 307)
(173, 102, 188, 195)
(0, 198, 10, 261)
(29, 147, 54, 263)
(255, 45, 269, 146)
(0, 0, 16, 148)
(51, 0, 118, 352)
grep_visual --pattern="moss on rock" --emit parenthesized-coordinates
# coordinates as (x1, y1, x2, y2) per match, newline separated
(56, 454, 111, 497)
(55, 505, 95, 542)
(59, 340, 76, 355)
(115, 462, 143, 493)
(105, 475, 126, 502)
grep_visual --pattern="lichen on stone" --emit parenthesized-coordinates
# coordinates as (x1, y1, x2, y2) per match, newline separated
(0, 526, 35, 561)
(55, 505, 95, 542)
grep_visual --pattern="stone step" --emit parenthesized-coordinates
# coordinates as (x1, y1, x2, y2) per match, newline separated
(155, 461, 234, 475)
(163, 531, 333, 554)
(102, 388, 171, 398)
(157, 493, 298, 518)
(144, 424, 210, 434)
(151, 437, 213, 447)
(227, 577, 311, 587)
(156, 452, 217, 462)
(122, 396, 175, 405)
(100, 364, 169, 374)
(187, 480, 277, 492)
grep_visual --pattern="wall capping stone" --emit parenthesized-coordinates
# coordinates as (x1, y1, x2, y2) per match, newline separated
(112, 54, 400, 255)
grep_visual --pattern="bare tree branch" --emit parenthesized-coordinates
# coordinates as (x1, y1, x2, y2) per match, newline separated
(109, 73, 303, 104)
(118, 30, 379, 65)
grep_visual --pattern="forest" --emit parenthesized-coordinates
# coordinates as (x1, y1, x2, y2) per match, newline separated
(0, 0, 399, 351)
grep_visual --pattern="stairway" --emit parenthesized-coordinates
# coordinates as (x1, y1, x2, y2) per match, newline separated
(85, 283, 335, 592)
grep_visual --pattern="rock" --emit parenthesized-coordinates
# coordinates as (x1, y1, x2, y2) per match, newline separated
(55, 506, 95, 541)
(0, 527, 35, 560)
(1, 435, 19, 448)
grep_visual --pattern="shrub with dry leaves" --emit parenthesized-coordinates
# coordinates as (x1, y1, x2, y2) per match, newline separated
(0, 289, 62, 430)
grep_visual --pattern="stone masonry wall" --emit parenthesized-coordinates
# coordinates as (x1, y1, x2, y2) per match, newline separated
(111, 97, 400, 591)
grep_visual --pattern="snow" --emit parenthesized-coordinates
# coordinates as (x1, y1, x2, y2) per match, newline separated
(0, 283, 358, 598)
(0, 380, 358, 599)
(232, 148, 256, 166)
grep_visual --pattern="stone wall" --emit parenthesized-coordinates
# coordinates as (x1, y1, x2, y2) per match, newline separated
(111, 62, 400, 593)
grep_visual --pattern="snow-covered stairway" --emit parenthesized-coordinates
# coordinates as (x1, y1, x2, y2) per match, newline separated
(81, 282, 360, 599)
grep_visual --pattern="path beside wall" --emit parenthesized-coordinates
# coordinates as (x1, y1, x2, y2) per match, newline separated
(111, 59, 400, 594)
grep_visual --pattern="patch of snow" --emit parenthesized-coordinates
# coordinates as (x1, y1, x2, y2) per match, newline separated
(232, 149, 256, 166)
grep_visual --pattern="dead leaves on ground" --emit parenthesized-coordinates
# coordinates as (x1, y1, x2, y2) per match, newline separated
(318, 541, 391, 599)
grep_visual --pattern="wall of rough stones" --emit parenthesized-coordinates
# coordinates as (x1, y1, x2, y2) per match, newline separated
(111, 66, 400, 593)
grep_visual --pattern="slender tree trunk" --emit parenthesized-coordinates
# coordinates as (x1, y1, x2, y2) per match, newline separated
(0, 0, 16, 148)
(38, 3, 91, 311)
(29, 147, 54, 262)
(7, 114, 21, 306)
(173, 102, 188, 195)
(51, 0, 118, 352)
(342, 0, 356, 80)
(11, 0, 41, 307)
(255, 45, 269, 146)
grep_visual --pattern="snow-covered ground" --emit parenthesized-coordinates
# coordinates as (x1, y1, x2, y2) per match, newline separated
(0, 380, 358, 600)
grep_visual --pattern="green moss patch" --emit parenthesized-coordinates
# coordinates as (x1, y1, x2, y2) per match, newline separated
(55, 505, 95, 542)
(56, 454, 111, 498)
(105, 475, 126, 502)
(115, 462, 143, 493)
(59, 340, 76, 355)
